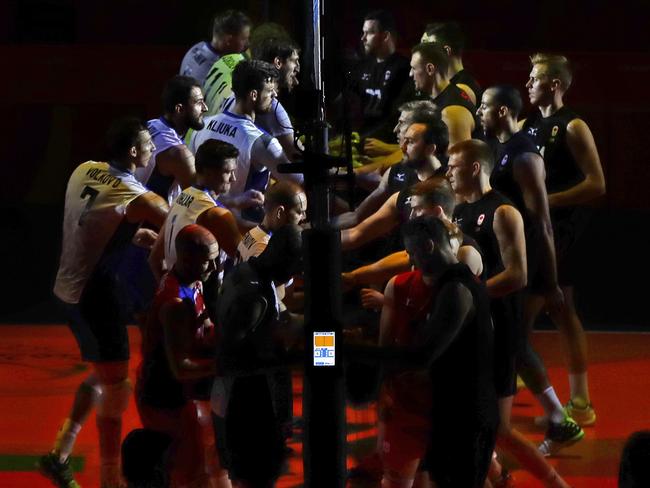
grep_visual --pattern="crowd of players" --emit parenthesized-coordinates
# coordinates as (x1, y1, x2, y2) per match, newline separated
(38, 8, 606, 488)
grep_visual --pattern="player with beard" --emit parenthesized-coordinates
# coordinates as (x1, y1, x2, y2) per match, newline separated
(136, 75, 208, 205)
(448, 140, 570, 487)
(409, 42, 477, 145)
(420, 22, 482, 106)
(478, 85, 585, 454)
(189, 60, 302, 226)
(341, 118, 449, 251)
(333, 100, 439, 229)
(349, 10, 410, 141)
(522, 54, 605, 441)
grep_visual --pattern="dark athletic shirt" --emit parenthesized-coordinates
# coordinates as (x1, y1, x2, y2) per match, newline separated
(489, 131, 541, 226)
(395, 165, 447, 221)
(522, 106, 583, 197)
(450, 69, 482, 106)
(350, 52, 410, 140)
(432, 82, 482, 140)
(427, 264, 497, 425)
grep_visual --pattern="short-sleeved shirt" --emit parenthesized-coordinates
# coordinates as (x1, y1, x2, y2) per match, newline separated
(180, 41, 221, 85)
(136, 117, 186, 205)
(220, 95, 293, 139)
(54, 161, 148, 304)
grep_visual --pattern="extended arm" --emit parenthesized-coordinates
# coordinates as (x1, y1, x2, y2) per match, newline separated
(340, 192, 400, 250)
(155, 145, 196, 191)
(332, 168, 393, 229)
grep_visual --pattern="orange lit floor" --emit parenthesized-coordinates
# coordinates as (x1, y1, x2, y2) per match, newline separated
(0, 325, 648, 487)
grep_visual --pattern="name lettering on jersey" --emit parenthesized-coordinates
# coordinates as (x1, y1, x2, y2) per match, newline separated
(176, 192, 195, 208)
(241, 232, 257, 250)
(85, 168, 122, 188)
(207, 119, 238, 138)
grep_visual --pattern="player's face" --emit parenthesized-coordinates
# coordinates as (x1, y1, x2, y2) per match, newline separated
(255, 79, 278, 113)
(446, 153, 473, 195)
(280, 50, 300, 92)
(410, 52, 432, 93)
(361, 20, 383, 56)
(477, 89, 499, 133)
(286, 192, 308, 225)
(526, 64, 553, 106)
(404, 235, 434, 272)
(211, 158, 237, 195)
(228, 26, 251, 54)
(185, 86, 209, 130)
(134, 130, 156, 168)
(401, 123, 431, 168)
(408, 195, 441, 220)
(393, 110, 413, 144)
(185, 241, 220, 282)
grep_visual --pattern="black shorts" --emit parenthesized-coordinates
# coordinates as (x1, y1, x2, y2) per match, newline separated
(491, 295, 522, 398)
(552, 207, 590, 287)
(63, 269, 130, 363)
(422, 422, 497, 487)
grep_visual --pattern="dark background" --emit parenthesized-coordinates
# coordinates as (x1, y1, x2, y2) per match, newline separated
(1, 0, 649, 328)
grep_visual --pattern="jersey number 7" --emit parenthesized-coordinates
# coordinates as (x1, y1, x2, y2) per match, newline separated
(78, 185, 99, 226)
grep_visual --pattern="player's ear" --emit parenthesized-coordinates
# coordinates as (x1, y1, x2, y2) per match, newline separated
(442, 44, 452, 57)
(426, 143, 437, 157)
(250, 89, 259, 102)
(174, 102, 184, 115)
(498, 105, 509, 118)
(273, 56, 283, 70)
(275, 205, 285, 221)
(128, 144, 138, 158)
(426, 62, 436, 76)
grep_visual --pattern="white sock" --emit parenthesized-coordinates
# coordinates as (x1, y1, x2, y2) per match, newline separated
(569, 373, 590, 406)
(54, 418, 82, 462)
(536, 386, 565, 424)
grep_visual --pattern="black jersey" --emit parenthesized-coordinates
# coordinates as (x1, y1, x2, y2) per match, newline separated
(386, 162, 419, 197)
(351, 52, 410, 140)
(427, 264, 497, 422)
(395, 165, 447, 221)
(450, 69, 482, 106)
(489, 131, 541, 225)
(433, 82, 481, 140)
(522, 106, 583, 195)
(453, 190, 514, 280)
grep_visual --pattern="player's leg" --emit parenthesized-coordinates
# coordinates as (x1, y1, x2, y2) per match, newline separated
(549, 286, 595, 425)
(94, 360, 131, 488)
(495, 396, 569, 488)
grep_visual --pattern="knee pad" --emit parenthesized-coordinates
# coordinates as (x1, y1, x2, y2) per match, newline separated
(97, 379, 132, 418)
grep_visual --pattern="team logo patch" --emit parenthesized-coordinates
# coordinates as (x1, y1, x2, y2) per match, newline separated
(500, 154, 509, 166)
(477, 214, 485, 226)
(385, 70, 392, 81)
(394, 172, 406, 182)
(551, 125, 559, 137)
(527, 127, 539, 137)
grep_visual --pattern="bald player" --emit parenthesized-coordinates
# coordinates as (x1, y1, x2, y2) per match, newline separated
(521, 54, 605, 436)
(149, 139, 242, 283)
(409, 41, 477, 145)
(137, 224, 230, 488)
(448, 140, 570, 487)
(477, 84, 585, 455)
(41, 118, 168, 488)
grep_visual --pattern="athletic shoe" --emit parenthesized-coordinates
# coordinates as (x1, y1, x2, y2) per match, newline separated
(565, 400, 596, 426)
(538, 417, 585, 456)
(38, 452, 81, 488)
(535, 400, 596, 429)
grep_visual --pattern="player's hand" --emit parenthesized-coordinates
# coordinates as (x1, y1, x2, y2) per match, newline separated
(544, 285, 565, 314)
(132, 228, 158, 249)
(360, 288, 384, 310)
(363, 138, 395, 157)
(235, 189, 265, 209)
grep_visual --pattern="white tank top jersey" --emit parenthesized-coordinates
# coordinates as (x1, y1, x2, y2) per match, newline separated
(163, 186, 219, 269)
(179, 41, 221, 85)
(236, 225, 291, 312)
(203, 53, 245, 116)
(54, 161, 148, 304)
(189, 111, 265, 196)
(135, 118, 185, 205)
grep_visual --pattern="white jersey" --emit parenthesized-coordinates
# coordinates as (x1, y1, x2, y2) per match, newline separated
(54, 161, 148, 304)
(220, 95, 293, 139)
(236, 225, 292, 312)
(135, 118, 185, 205)
(189, 111, 270, 196)
(180, 41, 221, 85)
